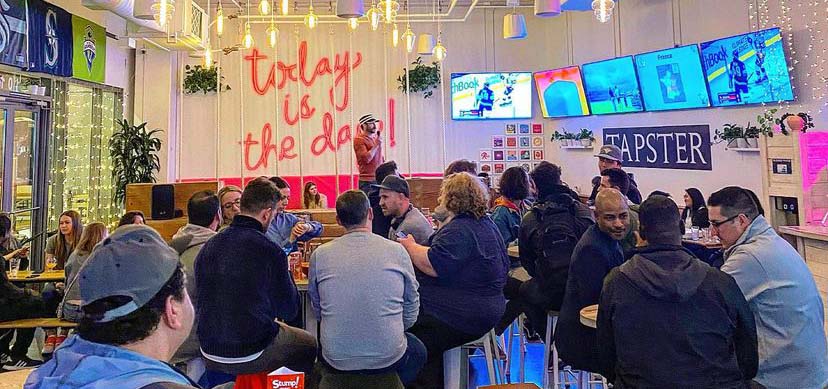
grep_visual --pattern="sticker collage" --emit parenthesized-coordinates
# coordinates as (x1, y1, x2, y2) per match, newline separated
(478, 123, 545, 188)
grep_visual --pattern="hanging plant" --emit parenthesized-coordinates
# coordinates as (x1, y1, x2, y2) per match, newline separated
(776, 112, 814, 135)
(755, 108, 778, 137)
(183, 64, 231, 94)
(109, 120, 163, 205)
(397, 57, 441, 99)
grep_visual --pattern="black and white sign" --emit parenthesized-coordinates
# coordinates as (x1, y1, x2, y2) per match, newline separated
(772, 159, 792, 175)
(603, 125, 712, 171)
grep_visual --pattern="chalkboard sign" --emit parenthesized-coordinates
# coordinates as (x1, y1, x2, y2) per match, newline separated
(603, 125, 712, 171)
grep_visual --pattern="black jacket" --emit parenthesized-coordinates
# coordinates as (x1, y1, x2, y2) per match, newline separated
(519, 185, 594, 309)
(555, 224, 624, 372)
(681, 206, 710, 230)
(588, 174, 642, 205)
(195, 215, 299, 358)
(596, 245, 758, 389)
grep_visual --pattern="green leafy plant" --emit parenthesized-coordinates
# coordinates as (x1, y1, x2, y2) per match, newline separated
(577, 128, 595, 141)
(397, 57, 441, 98)
(109, 120, 162, 205)
(744, 123, 761, 139)
(714, 123, 744, 144)
(184, 64, 231, 94)
(756, 108, 778, 137)
(777, 112, 814, 135)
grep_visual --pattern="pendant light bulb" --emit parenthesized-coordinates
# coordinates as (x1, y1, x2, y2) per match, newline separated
(216, 4, 224, 36)
(267, 24, 278, 47)
(204, 46, 212, 68)
(305, 5, 318, 29)
(402, 24, 415, 52)
(243, 22, 254, 49)
(433, 38, 446, 61)
(159, 0, 168, 27)
(349, 17, 359, 30)
(392, 24, 399, 47)
(259, 0, 270, 14)
(367, 5, 380, 30)
(385, 0, 391, 23)
(281, 0, 289, 15)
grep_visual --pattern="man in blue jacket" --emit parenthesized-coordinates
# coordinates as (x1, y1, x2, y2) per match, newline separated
(196, 177, 317, 376)
(266, 176, 323, 254)
(25, 225, 200, 389)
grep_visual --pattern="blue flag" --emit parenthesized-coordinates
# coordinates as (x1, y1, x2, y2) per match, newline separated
(0, 0, 28, 68)
(27, 0, 73, 77)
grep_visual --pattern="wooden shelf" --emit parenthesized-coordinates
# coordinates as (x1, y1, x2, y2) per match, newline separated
(560, 145, 594, 149)
(727, 147, 760, 152)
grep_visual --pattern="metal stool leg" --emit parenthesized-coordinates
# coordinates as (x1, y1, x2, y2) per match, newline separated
(482, 331, 497, 384)
(518, 314, 526, 383)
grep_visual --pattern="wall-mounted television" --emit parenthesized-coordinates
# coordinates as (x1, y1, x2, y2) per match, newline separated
(581, 56, 644, 114)
(700, 27, 794, 106)
(450, 72, 533, 120)
(534, 66, 590, 118)
(635, 45, 711, 111)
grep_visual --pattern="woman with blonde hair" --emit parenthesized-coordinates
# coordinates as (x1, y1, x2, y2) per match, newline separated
(60, 223, 109, 322)
(398, 172, 509, 387)
(218, 185, 243, 228)
(302, 181, 328, 209)
(45, 210, 83, 270)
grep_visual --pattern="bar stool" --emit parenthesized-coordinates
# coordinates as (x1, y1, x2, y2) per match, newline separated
(444, 329, 504, 388)
(504, 314, 527, 383)
(542, 311, 560, 389)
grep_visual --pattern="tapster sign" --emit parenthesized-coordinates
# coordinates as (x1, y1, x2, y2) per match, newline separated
(602, 125, 713, 171)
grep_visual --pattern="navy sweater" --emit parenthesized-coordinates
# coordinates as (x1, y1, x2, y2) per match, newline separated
(195, 215, 299, 358)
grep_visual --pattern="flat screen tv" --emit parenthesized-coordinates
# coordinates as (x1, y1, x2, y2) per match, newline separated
(700, 27, 794, 106)
(450, 72, 533, 120)
(581, 56, 644, 114)
(634, 45, 711, 111)
(534, 66, 590, 118)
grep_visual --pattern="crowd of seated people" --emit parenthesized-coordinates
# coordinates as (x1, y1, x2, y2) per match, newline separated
(5, 152, 827, 389)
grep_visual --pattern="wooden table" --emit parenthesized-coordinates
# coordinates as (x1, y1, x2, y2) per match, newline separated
(681, 238, 723, 250)
(507, 246, 519, 258)
(6, 270, 65, 283)
(580, 304, 598, 329)
(0, 318, 77, 329)
(779, 225, 828, 337)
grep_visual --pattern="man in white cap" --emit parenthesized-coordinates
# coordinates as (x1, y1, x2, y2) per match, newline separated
(26, 225, 199, 389)
(588, 144, 642, 205)
(354, 113, 385, 194)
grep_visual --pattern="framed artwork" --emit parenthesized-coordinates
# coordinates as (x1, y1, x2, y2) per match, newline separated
(505, 124, 517, 134)
(533, 149, 544, 161)
(531, 135, 544, 148)
(506, 136, 518, 148)
(519, 124, 531, 134)
(479, 163, 493, 174)
(479, 149, 493, 161)
(520, 162, 532, 172)
(519, 136, 531, 148)
(531, 123, 544, 134)
(520, 150, 532, 160)
(506, 150, 519, 161)
(492, 135, 504, 148)
(493, 150, 505, 161)
(493, 163, 505, 174)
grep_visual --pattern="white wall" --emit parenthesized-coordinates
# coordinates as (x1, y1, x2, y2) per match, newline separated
(132, 0, 827, 202)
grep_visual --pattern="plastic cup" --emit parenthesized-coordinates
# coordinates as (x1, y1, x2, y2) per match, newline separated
(690, 226, 700, 241)
(9, 257, 20, 277)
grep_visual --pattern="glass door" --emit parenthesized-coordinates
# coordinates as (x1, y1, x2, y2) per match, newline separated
(1, 103, 49, 270)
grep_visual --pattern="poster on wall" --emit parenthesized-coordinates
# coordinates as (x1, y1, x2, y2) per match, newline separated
(71, 15, 106, 83)
(602, 125, 712, 171)
(27, 0, 74, 77)
(0, 0, 28, 68)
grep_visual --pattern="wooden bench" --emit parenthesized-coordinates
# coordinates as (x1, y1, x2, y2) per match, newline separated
(0, 318, 77, 329)
(0, 368, 33, 389)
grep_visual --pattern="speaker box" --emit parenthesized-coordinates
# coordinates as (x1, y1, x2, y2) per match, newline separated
(151, 184, 175, 220)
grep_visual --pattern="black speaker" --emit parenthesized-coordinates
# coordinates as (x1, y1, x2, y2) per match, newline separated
(151, 184, 175, 220)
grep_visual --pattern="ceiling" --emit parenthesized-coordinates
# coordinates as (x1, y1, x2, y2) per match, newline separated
(192, 0, 601, 14)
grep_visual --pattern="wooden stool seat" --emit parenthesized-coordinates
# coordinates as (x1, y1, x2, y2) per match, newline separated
(0, 368, 34, 389)
(0, 318, 78, 329)
(319, 370, 403, 389)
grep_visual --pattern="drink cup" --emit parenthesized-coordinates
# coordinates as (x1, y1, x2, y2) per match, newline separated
(690, 226, 700, 241)
(9, 257, 20, 277)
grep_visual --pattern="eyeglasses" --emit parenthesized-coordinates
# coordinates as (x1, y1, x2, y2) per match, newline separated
(710, 214, 740, 229)
(222, 199, 241, 210)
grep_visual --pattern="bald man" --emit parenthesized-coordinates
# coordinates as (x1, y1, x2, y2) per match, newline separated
(556, 189, 629, 372)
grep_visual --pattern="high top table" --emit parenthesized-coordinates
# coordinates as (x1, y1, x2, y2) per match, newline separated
(6, 270, 65, 283)
(580, 304, 598, 329)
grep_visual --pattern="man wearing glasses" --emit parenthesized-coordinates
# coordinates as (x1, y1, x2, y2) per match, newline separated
(354, 114, 384, 195)
(708, 186, 828, 389)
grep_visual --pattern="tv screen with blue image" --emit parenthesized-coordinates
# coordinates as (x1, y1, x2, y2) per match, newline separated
(634, 45, 710, 111)
(581, 56, 644, 114)
(700, 27, 794, 106)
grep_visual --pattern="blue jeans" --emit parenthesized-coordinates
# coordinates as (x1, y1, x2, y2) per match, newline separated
(322, 332, 426, 384)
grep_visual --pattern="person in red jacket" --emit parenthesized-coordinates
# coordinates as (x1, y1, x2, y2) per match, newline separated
(354, 114, 384, 194)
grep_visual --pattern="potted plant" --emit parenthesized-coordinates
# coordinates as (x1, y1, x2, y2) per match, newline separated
(183, 64, 231, 94)
(397, 57, 441, 99)
(577, 128, 595, 147)
(714, 123, 744, 149)
(743, 124, 761, 149)
(109, 120, 163, 205)
(777, 112, 814, 135)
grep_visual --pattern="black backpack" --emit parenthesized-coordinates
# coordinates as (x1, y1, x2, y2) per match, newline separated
(531, 195, 593, 289)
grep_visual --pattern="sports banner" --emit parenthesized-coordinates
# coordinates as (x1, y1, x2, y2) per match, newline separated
(0, 0, 28, 68)
(71, 15, 105, 83)
(28, 0, 73, 77)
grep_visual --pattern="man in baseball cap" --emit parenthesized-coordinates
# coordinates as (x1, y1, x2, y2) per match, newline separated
(373, 176, 433, 245)
(588, 144, 642, 205)
(354, 113, 385, 195)
(26, 225, 199, 389)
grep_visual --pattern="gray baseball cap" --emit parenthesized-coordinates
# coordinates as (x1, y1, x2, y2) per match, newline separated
(372, 175, 410, 198)
(79, 224, 180, 323)
(595, 144, 623, 162)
